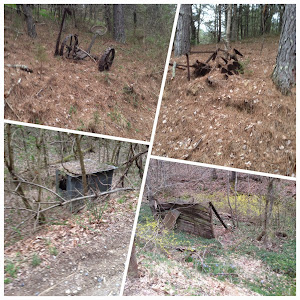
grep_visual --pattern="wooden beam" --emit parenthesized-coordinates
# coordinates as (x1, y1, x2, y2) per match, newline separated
(209, 202, 228, 229)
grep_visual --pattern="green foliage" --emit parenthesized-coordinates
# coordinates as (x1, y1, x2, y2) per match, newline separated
(238, 59, 253, 76)
(86, 201, 108, 223)
(31, 253, 41, 267)
(137, 202, 295, 296)
(117, 196, 127, 204)
(5, 261, 19, 278)
(122, 85, 139, 108)
(35, 43, 48, 70)
(68, 105, 77, 116)
(4, 278, 12, 284)
(49, 246, 58, 256)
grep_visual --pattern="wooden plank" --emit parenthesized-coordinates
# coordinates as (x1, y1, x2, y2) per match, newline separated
(163, 209, 181, 230)
(209, 202, 228, 229)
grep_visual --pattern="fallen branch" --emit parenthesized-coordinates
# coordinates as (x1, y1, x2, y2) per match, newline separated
(5, 64, 33, 73)
(183, 138, 202, 160)
(12, 179, 66, 203)
(4, 77, 22, 99)
(4, 98, 21, 120)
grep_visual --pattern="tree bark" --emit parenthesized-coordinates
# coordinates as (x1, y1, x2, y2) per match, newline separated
(226, 4, 232, 49)
(75, 135, 88, 195)
(54, 7, 71, 56)
(231, 4, 237, 41)
(22, 4, 37, 38)
(4, 124, 33, 211)
(272, 4, 296, 95)
(105, 4, 112, 33)
(128, 243, 139, 278)
(113, 4, 125, 43)
(218, 4, 222, 42)
(174, 4, 191, 57)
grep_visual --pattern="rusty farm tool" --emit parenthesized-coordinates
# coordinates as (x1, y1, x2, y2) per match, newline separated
(59, 25, 115, 72)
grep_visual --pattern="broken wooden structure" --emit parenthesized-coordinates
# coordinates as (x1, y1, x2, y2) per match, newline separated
(59, 25, 115, 72)
(56, 160, 117, 212)
(151, 198, 229, 239)
(170, 47, 244, 81)
(154, 198, 215, 239)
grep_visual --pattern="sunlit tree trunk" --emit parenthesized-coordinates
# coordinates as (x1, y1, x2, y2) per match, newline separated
(225, 4, 232, 49)
(174, 4, 191, 56)
(272, 4, 296, 95)
(113, 4, 125, 43)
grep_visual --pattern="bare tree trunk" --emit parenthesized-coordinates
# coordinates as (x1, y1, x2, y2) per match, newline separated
(272, 4, 296, 95)
(174, 4, 191, 56)
(35, 129, 46, 225)
(54, 7, 71, 56)
(128, 243, 139, 278)
(234, 171, 239, 228)
(105, 4, 112, 33)
(4, 124, 33, 211)
(75, 135, 88, 195)
(218, 4, 222, 42)
(113, 4, 125, 43)
(211, 168, 218, 180)
(257, 178, 275, 244)
(226, 172, 236, 227)
(22, 4, 37, 38)
(226, 4, 232, 49)
(231, 4, 237, 41)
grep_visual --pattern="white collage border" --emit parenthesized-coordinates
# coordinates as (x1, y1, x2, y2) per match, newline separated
(1, 1, 298, 299)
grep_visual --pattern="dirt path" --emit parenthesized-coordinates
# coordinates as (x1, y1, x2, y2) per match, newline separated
(4, 194, 137, 296)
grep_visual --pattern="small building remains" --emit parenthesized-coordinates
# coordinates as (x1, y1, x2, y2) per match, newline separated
(56, 159, 117, 212)
(154, 198, 215, 239)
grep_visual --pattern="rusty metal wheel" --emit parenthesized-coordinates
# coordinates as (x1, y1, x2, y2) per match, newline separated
(98, 47, 115, 72)
(60, 34, 79, 58)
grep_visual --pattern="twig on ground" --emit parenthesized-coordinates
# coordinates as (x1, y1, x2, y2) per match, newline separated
(5, 64, 33, 73)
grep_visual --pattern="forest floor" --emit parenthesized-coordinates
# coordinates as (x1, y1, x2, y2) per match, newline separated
(152, 36, 296, 176)
(4, 191, 138, 296)
(4, 8, 169, 141)
(124, 169, 296, 296)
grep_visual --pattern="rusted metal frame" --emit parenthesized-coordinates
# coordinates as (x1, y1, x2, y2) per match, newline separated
(190, 50, 215, 54)
(186, 53, 190, 81)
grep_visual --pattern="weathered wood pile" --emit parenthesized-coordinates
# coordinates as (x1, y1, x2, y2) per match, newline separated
(155, 199, 215, 239)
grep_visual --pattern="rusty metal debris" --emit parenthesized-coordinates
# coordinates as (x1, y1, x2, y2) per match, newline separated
(59, 26, 115, 72)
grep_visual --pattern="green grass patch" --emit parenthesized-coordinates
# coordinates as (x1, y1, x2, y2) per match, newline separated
(5, 261, 19, 278)
(31, 253, 42, 267)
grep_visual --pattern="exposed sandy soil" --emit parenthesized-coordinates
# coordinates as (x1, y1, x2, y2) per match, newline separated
(4, 9, 170, 141)
(4, 192, 137, 296)
(153, 37, 296, 176)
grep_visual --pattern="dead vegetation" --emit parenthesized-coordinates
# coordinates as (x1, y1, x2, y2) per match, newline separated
(153, 37, 296, 176)
(4, 7, 170, 141)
